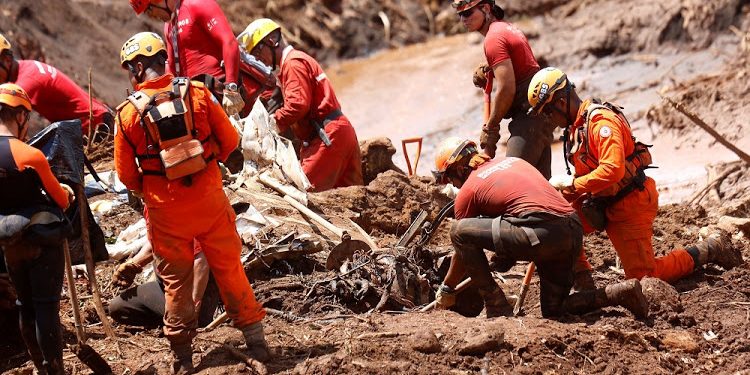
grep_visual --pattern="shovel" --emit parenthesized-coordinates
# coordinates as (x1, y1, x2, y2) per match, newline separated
(512, 262, 536, 316)
(258, 176, 370, 270)
(401, 137, 423, 176)
(63, 239, 113, 374)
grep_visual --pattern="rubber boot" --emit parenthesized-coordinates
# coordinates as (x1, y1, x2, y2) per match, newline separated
(170, 342, 194, 375)
(241, 322, 270, 362)
(564, 279, 648, 318)
(571, 269, 596, 293)
(690, 230, 743, 270)
(478, 286, 512, 318)
(19, 319, 47, 374)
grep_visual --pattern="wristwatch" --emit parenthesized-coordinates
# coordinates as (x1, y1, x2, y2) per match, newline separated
(225, 82, 238, 92)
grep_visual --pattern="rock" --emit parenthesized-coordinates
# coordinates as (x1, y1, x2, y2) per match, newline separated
(409, 330, 442, 354)
(718, 216, 750, 235)
(641, 277, 683, 314)
(457, 328, 504, 356)
(661, 330, 699, 353)
(359, 137, 403, 185)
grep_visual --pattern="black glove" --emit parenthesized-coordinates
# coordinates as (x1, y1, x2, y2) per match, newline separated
(480, 124, 500, 158)
(261, 86, 284, 114)
(473, 64, 490, 89)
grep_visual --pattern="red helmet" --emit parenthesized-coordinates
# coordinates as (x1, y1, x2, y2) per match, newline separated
(452, 0, 483, 12)
(130, 0, 157, 15)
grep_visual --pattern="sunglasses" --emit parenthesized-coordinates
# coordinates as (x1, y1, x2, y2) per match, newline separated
(458, 8, 475, 18)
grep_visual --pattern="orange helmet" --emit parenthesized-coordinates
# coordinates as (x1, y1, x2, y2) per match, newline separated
(452, 0, 483, 12)
(432, 137, 477, 183)
(0, 83, 32, 111)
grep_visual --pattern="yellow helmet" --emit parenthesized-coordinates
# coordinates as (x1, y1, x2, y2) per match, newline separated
(0, 83, 32, 111)
(432, 137, 477, 183)
(0, 33, 11, 54)
(527, 67, 570, 115)
(238, 18, 281, 53)
(120, 32, 166, 68)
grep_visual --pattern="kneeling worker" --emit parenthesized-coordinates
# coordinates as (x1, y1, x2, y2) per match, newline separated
(526, 67, 743, 284)
(432, 137, 648, 318)
(238, 19, 363, 192)
(114, 32, 267, 373)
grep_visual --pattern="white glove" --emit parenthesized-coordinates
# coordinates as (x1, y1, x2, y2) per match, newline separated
(60, 183, 75, 203)
(549, 174, 575, 192)
(435, 284, 457, 309)
(222, 89, 245, 116)
(441, 184, 460, 199)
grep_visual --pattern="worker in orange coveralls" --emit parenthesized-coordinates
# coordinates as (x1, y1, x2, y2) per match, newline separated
(527, 67, 743, 287)
(114, 32, 267, 374)
(239, 19, 363, 192)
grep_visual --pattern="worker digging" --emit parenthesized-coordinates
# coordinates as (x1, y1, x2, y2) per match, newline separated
(1, 0, 749, 374)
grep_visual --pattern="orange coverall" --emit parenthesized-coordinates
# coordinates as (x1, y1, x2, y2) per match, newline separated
(114, 74, 265, 344)
(275, 46, 363, 192)
(569, 100, 694, 282)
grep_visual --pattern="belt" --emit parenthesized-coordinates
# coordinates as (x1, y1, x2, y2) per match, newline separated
(306, 108, 343, 147)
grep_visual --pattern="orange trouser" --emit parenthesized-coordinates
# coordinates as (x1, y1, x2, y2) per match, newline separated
(574, 178, 695, 283)
(147, 189, 265, 343)
(300, 117, 363, 192)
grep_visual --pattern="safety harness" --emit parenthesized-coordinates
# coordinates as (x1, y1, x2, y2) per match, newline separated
(117, 77, 215, 182)
(569, 100, 655, 201)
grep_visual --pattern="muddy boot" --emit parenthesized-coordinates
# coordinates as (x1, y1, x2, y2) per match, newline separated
(170, 342, 194, 375)
(604, 279, 649, 319)
(478, 286, 512, 318)
(572, 269, 596, 293)
(564, 279, 648, 318)
(689, 230, 744, 270)
(241, 322, 270, 362)
(19, 319, 47, 374)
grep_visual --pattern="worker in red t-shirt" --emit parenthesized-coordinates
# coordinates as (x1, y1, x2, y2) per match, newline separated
(431, 137, 649, 319)
(239, 19, 363, 192)
(452, 1, 554, 179)
(0, 34, 113, 138)
(129, 0, 246, 116)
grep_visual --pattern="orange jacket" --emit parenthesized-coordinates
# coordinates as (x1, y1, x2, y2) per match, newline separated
(0, 136, 69, 209)
(114, 74, 239, 208)
(570, 100, 636, 197)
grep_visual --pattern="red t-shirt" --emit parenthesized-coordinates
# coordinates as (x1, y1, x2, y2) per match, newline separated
(454, 157, 574, 220)
(14, 60, 110, 132)
(275, 47, 343, 140)
(164, 0, 240, 84)
(483, 21, 540, 83)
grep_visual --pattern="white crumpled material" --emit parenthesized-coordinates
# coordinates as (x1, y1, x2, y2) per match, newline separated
(231, 99, 311, 192)
(106, 218, 148, 261)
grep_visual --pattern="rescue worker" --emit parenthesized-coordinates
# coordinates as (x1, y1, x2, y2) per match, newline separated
(431, 138, 650, 318)
(129, 0, 245, 116)
(0, 33, 113, 138)
(0, 83, 74, 374)
(114, 32, 268, 373)
(452, 0, 553, 178)
(239, 19, 364, 192)
(527, 67, 744, 284)
(109, 240, 220, 329)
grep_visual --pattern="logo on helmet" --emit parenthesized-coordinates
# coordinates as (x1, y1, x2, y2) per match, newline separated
(538, 82, 550, 102)
(124, 43, 140, 57)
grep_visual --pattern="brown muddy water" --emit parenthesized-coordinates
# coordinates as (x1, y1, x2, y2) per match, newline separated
(328, 33, 747, 204)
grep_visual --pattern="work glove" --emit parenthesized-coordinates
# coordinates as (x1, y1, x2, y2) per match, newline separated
(112, 261, 142, 289)
(222, 88, 245, 116)
(549, 174, 575, 192)
(60, 183, 75, 203)
(441, 184, 460, 199)
(480, 124, 501, 159)
(473, 64, 490, 89)
(435, 284, 457, 309)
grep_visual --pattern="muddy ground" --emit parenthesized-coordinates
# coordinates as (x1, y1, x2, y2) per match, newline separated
(2, 0, 750, 374)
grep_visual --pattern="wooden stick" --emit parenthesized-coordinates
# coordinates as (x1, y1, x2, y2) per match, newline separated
(205, 311, 229, 331)
(63, 239, 86, 343)
(221, 344, 268, 375)
(76, 184, 115, 338)
(420, 277, 472, 312)
(687, 163, 742, 205)
(347, 218, 378, 251)
(86, 68, 94, 153)
(660, 95, 750, 165)
(513, 262, 536, 316)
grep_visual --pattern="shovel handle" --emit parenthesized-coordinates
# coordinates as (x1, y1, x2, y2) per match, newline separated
(513, 262, 536, 315)
(401, 137, 423, 176)
(282, 195, 344, 238)
(420, 277, 473, 312)
(521, 262, 536, 286)
(63, 239, 86, 343)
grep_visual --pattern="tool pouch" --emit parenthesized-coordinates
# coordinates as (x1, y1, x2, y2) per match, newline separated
(160, 139, 207, 180)
(581, 196, 608, 231)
